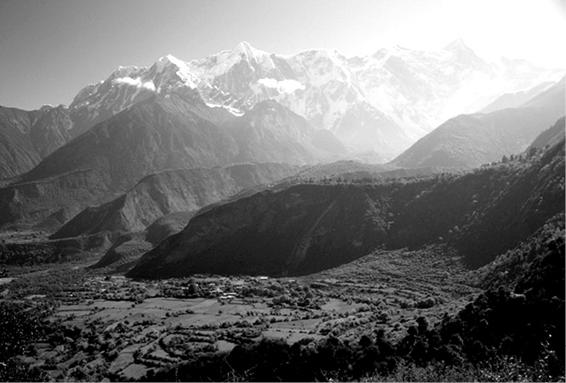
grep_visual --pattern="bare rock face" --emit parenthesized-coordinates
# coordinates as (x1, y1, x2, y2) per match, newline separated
(528, 117, 565, 151)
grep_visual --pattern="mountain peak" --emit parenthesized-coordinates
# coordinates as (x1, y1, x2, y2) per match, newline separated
(157, 54, 186, 68)
(443, 38, 486, 67)
(233, 41, 267, 59)
(109, 65, 145, 80)
(444, 38, 473, 53)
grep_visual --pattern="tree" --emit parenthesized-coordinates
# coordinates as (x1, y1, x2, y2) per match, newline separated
(416, 316, 428, 335)
(359, 334, 373, 348)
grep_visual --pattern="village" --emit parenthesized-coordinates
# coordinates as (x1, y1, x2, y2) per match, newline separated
(1, 245, 480, 381)
(18, 273, 380, 380)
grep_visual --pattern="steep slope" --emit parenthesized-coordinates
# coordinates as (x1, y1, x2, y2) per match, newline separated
(144, 211, 196, 245)
(129, 183, 398, 277)
(0, 105, 72, 179)
(91, 211, 196, 272)
(528, 117, 565, 150)
(0, 93, 335, 230)
(0, 107, 39, 180)
(521, 76, 566, 111)
(392, 79, 565, 168)
(58, 40, 559, 161)
(24, 96, 342, 187)
(0, 54, 233, 182)
(470, 213, 564, 290)
(52, 163, 297, 238)
(480, 81, 554, 113)
(225, 100, 346, 163)
(330, 102, 409, 160)
(0, 95, 237, 230)
(0, 168, 109, 230)
(128, 139, 564, 278)
(391, 138, 564, 267)
(451, 140, 565, 266)
(22, 94, 239, 189)
(0, 60, 189, 180)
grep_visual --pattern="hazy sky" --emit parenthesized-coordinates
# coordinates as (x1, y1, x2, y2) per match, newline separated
(1, 0, 564, 109)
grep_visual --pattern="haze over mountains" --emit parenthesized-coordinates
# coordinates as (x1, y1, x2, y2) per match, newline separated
(393, 78, 565, 168)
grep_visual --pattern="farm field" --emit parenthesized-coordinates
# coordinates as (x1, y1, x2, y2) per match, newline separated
(1, 244, 480, 381)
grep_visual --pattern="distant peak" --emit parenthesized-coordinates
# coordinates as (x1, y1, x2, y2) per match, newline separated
(152, 54, 198, 89)
(235, 41, 253, 50)
(444, 38, 472, 52)
(158, 54, 186, 67)
(233, 41, 267, 58)
(110, 65, 144, 79)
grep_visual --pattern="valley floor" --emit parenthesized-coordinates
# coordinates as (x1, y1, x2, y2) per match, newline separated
(1, 244, 480, 381)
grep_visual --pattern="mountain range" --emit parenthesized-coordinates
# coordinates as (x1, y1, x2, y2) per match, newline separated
(1, 40, 560, 179)
(0, 40, 563, 233)
(128, 133, 564, 278)
(52, 162, 297, 239)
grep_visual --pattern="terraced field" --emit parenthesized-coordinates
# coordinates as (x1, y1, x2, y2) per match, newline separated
(3, 244, 481, 380)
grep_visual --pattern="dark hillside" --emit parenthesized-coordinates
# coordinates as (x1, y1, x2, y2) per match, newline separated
(528, 117, 565, 151)
(128, 139, 564, 278)
(129, 183, 405, 277)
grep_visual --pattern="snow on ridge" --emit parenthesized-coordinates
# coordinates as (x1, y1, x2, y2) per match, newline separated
(113, 77, 156, 91)
(258, 78, 305, 94)
(70, 40, 561, 154)
(154, 54, 199, 89)
(233, 41, 269, 59)
(162, 54, 186, 68)
(204, 101, 244, 116)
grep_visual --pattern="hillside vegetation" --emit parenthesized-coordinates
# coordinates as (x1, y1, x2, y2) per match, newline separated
(136, 213, 565, 382)
(52, 163, 297, 239)
(129, 138, 564, 278)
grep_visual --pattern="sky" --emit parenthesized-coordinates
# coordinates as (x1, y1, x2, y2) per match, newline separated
(0, 0, 564, 110)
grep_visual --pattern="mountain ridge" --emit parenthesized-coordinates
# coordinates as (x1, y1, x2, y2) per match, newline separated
(392, 78, 565, 168)
(128, 136, 564, 278)
(52, 162, 298, 239)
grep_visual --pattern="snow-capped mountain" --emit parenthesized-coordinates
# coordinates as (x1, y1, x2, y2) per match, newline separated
(68, 40, 563, 160)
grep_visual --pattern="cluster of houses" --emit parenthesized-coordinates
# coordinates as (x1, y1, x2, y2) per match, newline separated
(160, 275, 271, 301)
